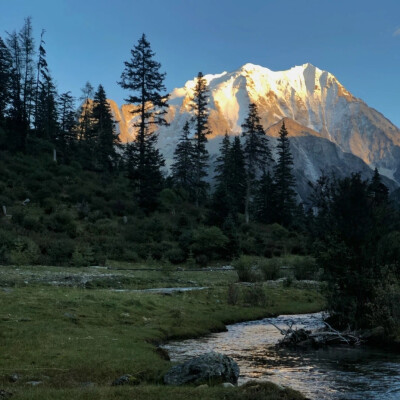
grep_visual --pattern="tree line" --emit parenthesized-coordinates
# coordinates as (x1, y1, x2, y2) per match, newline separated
(0, 20, 299, 227)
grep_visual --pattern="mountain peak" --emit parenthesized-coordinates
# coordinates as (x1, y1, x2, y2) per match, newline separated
(301, 62, 317, 69)
(239, 62, 266, 72)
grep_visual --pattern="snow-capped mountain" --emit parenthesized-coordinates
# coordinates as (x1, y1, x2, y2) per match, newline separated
(109, 63, 400, 198)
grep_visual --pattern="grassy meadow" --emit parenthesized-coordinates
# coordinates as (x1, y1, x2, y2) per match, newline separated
(0, 262, 324, 399)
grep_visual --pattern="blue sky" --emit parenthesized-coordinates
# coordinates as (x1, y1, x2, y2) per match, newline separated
(1, 0, 400, 126)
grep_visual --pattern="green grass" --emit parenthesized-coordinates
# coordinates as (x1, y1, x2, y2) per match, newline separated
(4, 382, 306, 400)
(0, 263, 239, 289)
(0, 264, 325, 399)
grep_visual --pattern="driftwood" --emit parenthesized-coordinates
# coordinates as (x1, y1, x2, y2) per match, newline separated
(271, 320, 362, 348)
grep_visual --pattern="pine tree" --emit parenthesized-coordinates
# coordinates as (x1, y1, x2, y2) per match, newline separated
(33, 30, 57, 141)
(227, 136, 246, 215)
(210, 135, 246, 226)
(241, 103, 273, 223)
(171, 121, 195, 193)
(34, 29, 47, 131)
(191, 72, 211, 206)
(58, 91, 76, 139)
(0, 36, 12, 125)
(119, 34, 168, 210)
(19, 17, 35, 127)
(6, 30, 26, 149)
(91, 84, 120, 172)
(78, 81, 94, 141)
(35, 71, 58, 142)
(368, 167, 389, 206)
(214, 132, 231, 182)
(273, 121, 297, 226)
(209, 134, 232, 226)
(58, 91, 76, 157)
(253, 170, 276, 224)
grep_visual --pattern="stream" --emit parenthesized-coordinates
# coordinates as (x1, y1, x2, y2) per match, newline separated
(162, 313, 400, 400)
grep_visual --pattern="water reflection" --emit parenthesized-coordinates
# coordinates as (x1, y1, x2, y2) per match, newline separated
(163, 313, 400, 400)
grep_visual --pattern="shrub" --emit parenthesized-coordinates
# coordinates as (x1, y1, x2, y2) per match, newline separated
(191, 226, 228, 260)
(195, 254, 208, 267)
(120, 249, 139, 263)
(22, 215, 43, 232)
(227, 284, 240, 305)
(291, 255, 317, 280)
(8, 237, 40, 265)
(259, 258, 281, 280)
(47, 239, 75, 265)
(166, 247, 186, 264)
(233, 255, 260, 282)
(243, 283, 267, 306)
(72, 244, 95, 267)
(377, 231, 400, 271)
(45, 211, 77, 237)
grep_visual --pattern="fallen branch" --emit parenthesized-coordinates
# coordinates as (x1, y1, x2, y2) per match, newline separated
(270, 320, 363, 348)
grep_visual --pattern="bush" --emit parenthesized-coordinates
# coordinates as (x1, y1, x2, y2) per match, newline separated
(166, 247, 186, 264)
(72, 244, 95, 267)
(259, 258, 281, 280)
(195, 254, 208, 267)
(22, 215, 43, 232)
(233, 255, 260, 282)
(191, 226, 228, 260)
(8, 237, 40, 265)
(291, 255, 317, 280)
(47, 239, 75, 265)
(45, 211, 77, 237)
(227, 284, 240, 305)
(243, 283, 267, 306)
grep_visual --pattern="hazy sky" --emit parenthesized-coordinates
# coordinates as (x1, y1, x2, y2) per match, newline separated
(1, 0, 400, 126)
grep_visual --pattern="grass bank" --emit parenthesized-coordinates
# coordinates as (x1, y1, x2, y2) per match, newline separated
(0, 264, 325, 399)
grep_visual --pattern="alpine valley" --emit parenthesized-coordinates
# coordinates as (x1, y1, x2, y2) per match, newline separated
(108, 62, 400, 200)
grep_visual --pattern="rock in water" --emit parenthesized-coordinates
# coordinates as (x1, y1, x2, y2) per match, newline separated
(164, 352, 239, 386)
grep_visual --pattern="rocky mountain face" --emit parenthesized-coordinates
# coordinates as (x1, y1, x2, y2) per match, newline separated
(108, 63, 400, 200)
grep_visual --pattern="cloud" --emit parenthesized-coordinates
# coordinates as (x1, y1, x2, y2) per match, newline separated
(393, 28, 400, 37)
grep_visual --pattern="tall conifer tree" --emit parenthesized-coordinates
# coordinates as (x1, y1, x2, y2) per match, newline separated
(241, 103, 272, 223)
(35, 71, 58, 141)
(34, 29, 47, 130)
(273, 121, 297, 226)
(6, 30, 26, 149)
(19, 17, 35, 127)
(191, 72, 211, 206)
(119, 34, 168, 210)
(171, 121, 195, 194)
(214, 132, 231, 182)
(368, 168, 389, 206)
(253, 171, 276, 224)
(0, 36, 12, 125)
(78, 81, 94, 141)
(227, 136, 246, 215)
(91, 84, 120, 172)
(58, 91, 76, 155)
(210, 135, 246, 226)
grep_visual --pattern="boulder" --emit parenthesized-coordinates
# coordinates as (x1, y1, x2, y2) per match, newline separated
(164, 352, 239, 386)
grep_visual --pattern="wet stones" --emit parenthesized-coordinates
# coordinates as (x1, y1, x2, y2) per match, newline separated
(164, 352, 239, 386)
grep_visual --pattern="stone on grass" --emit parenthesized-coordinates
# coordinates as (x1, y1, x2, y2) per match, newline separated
(111, 374, 140, 386)
(26, 381, 42, 386)
(164, 352, 239, 386)
(195, 384, 208, 390)
(0, 390, 12, 399)
(221, 382, 235, 388)
(8, 374, 19, 383)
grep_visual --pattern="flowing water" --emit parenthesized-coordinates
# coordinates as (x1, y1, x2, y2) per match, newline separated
(162, 313, 400, 400)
